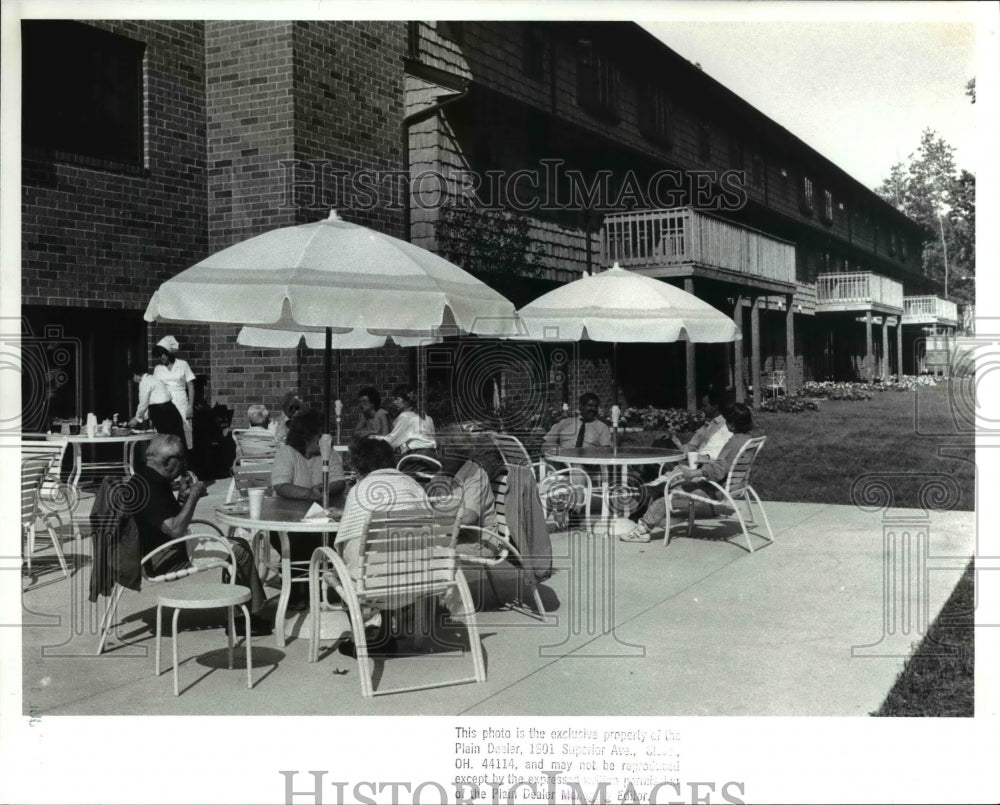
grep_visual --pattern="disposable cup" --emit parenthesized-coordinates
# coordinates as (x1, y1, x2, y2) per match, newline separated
(686, 452, 699, 469)
(247, 487, 265, 519)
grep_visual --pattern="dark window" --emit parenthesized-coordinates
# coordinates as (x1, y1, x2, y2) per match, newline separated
(637, 82, 673, 147)
(799, 176, 814, 215)
(437, 21, 464, 43)
(751, 151, 764, 187)
(523, 24, 545, 80)
(900, 235, 908, 260)
(728, 135, 743, 170)
(779, 168, 789, 198)
(821, 189, 834, 224)
(22, 20, 145, 165)
(576, 39, 619, 122)
(698, 122, 711, 162)
(888, 230, 897, 256)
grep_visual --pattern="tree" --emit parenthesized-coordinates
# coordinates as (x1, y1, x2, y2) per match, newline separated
(875, 128, 974, 305)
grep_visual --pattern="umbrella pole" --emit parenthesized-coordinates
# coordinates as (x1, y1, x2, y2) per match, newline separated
(612, 341, 619, 406)
(324, 327, 332, 433)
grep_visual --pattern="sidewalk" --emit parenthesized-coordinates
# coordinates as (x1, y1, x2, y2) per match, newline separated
(20, 484, 975, 716)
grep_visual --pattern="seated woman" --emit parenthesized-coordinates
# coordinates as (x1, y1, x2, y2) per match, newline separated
(383, 385, 436, 457)
(620, 402, 753, 543)
(353, 386, 391, 438)
(270, 409, 347, 608)
(269, 391, 303, 445)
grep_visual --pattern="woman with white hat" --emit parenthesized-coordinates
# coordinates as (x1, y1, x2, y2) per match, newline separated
(152, 335, 196, 444)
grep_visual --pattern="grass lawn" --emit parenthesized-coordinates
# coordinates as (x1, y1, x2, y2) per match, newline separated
(873, 559, 975, 716)
(749, 383, 975, 510)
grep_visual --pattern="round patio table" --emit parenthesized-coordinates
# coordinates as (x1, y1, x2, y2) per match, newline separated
(214, 496, 341, 647)
(544, 446, 684, 523)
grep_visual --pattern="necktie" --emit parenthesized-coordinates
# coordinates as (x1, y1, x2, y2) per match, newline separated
(575, 420, 586, 448)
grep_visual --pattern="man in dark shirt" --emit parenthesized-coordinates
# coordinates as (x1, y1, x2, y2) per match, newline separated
(128, 434, 271, 635)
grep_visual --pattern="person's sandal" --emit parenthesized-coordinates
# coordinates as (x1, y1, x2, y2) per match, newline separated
(618, 524, 651, 543)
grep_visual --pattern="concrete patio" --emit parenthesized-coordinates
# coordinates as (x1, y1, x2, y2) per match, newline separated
(20, 484, 975, 717)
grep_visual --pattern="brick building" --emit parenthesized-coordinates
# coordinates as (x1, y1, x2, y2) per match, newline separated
(20, 19, 948, 436)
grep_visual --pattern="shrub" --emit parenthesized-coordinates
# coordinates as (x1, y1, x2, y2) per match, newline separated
(759, 397, 819, 414)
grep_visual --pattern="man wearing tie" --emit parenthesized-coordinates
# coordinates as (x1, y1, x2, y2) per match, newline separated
(543, 392, 612, 451)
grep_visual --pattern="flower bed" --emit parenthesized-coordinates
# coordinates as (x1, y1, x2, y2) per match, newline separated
(759, 396, 819, 413)
(547, 406, 707, 433)
(796, 381, 874, 401)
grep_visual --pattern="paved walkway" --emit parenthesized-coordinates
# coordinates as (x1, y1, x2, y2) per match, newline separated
(19, 485, 974, 716)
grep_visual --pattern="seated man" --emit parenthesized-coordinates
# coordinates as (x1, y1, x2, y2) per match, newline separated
(664, 391, 731, 461)
(238, 404, 278, 460)
(542, 392, 612, 451)
(620, 403, 754, 543)
(268, 391, 303, 445)
(127, 434, 271, 635)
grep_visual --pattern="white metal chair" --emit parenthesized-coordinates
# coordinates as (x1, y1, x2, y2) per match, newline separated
(665, 436, 774, 553)
(395, 453, 443, 484)
(21, 437, 74, 535)
(225, 460, 275, 503)
(308, 507, 485, 697)
(232, 428, 278, 462)
(21, 456, 70, 579)
(767, 370, 787, 399)
(490, 432, 592, 530)
(95, 520, 235, 654)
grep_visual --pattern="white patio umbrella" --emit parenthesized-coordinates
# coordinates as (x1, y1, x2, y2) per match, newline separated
(514, 262, 741, 405)
(144, 210, 518, 427)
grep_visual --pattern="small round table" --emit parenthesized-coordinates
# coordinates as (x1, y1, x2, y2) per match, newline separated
(214, 497, 341, 647)
(544, 446, 684, 523)
(155, 582, 253, 696)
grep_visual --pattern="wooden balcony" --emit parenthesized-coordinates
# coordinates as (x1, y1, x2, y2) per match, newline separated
(902, 295, 959, 327)
(602, 207, 796, 293)
(814, 272, 903, 315)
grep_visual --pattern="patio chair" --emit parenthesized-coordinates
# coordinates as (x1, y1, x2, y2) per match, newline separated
(232, 428, 278, 462)
(490, 432, 592, 530)
(307, 507, 485, 697)
(395, 453, 443, 484)
(95, 519, 234, 654)
(767, 370, 787, 399)
(22, 456, 70, 580)
(225, 459, 275, 503)
(21, 438, 73, 530)
(665, 436, 774, 553)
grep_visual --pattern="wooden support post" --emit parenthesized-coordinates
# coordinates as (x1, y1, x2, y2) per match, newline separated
(881, 315, 890, 381)
(733, 294, 744, 403)
(751, 297, 761, 409)
(685, 278, 697, 409)
(785, 293, 795, 394)
(896, 316, 904, 378)
(864, 311, 873, 381)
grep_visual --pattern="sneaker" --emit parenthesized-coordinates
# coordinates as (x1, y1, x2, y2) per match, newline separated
(618, 523, 651, 543)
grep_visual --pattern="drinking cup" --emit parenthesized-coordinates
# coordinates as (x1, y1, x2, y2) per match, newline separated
(686, 452, 699, 469)
(247, 487, 265, 519)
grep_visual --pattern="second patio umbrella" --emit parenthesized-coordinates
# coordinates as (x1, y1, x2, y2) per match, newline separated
(514, 262, 741, 404)
(144, 210, 518, 427)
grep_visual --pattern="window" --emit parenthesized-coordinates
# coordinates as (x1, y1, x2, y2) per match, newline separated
(698, 122, 711, 162)
(799, 176, 814, 215)
(751, 151, 764, 187)
(576, 39, 619, 122)
(900, 236, 908, 260)
(728, 135, 743, 170)
(821, 189, 834, 224)
(523, 24, 545, 80)
(887, 230, 897, 256)
(22, 20, 145, 165)
(637, 82, 673, 147)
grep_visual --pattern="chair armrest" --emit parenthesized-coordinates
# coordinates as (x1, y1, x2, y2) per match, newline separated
(189, 519, 223, 537)
(454, 525, 513, 566)
(141, 532, 238, 582)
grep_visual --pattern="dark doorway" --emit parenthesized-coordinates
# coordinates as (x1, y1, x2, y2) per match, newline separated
(21, 306, 146, 432)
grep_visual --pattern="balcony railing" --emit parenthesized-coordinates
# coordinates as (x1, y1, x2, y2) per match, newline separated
(815, 271, 903, 313)
(903, 295, 959, 325)
(602, 207, 795, 285)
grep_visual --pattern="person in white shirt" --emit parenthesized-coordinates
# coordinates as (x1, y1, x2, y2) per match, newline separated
(667, 392, 729, 460)
(542, 392, 612, 451)
(268, 391, 303, 445)
(237, 404, 278, 460)
(152, 335, 196, 445)
(383, 384, 436, 456)
(126, 362, 185, 441)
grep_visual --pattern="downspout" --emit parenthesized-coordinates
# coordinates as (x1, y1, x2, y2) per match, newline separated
(400, 68, 470, 391)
